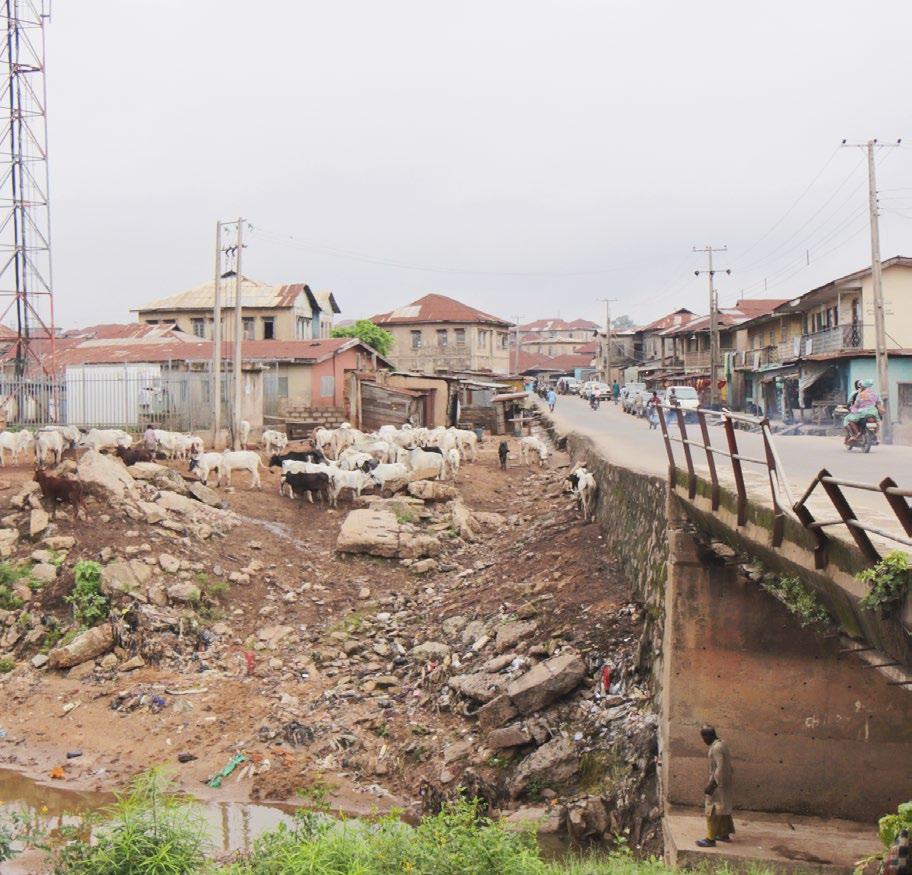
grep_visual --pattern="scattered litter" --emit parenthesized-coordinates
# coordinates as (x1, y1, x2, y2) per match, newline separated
(49, 766, 65, 780)
(207, 753, 246, 788)
(177, 752, 197, 764)
(66, 750, 83, 759)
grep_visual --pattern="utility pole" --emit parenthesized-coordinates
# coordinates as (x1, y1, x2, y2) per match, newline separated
(232, 218, 244, 450)
(842, 139, 902, 442)
(513, 316, 520, 376)
(598, 298, 618, 383)
(212, 221, 222, 448)
(693, 246, 730, 408)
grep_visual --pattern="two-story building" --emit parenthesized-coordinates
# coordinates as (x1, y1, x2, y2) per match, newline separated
(133, 275, 340, 342)
(735, 256, 912, 425)
(516, 317, 600, 356)
(372, 293, 513, 375)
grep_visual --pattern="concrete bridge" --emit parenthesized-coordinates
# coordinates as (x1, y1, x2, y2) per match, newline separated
(541, 399, 912, 873)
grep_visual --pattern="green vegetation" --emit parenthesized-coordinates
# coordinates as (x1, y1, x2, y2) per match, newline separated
(393, 504, 418, 525)
(878, 799, 912, 848)
(0, 809, 46, 863)
(0, 656, 14, 673)
(65, 560, 109, 627)
(53, 770, 206, 875)
(858, 551, 911, 617)
(760, 574, 831, 628)
(0, 560, 32, 610)
(330, 319, 394, 356)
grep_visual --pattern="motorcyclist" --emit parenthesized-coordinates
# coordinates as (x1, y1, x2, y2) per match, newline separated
(843, 379, 884, 443)
(591, 384, 602, 409)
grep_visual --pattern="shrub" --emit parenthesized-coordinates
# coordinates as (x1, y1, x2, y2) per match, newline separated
(761, 575, 831, 628)
(879, 800, 912, 848)
(858, 551, 911, 617)
(65, 561, 109, 627)
(330, 319, 393, 356)
(0, 656, 14, 674)
(53, 770, 206, 875)
(0, 810, 46, 863)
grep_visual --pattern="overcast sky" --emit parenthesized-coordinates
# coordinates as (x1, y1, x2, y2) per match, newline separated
(43, 0, 912, 331)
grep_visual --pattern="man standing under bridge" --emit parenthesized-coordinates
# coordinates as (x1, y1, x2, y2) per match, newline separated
(696, 724, 734, 847)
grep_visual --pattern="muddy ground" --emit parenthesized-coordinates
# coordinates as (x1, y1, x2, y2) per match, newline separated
(0, 431, 659, 849)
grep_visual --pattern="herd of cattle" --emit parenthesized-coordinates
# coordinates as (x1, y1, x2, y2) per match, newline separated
(1, 421, 564, 513)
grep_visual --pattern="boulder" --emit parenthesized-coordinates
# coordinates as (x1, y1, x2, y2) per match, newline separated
(77, 450, 136, 501)
(509, 736, 578, 798)
(31, 562, 57, 584)
(30, 653, 48, 669)
(567, 796, 609, 840)
(47, 623, 115, 669)
(0, 527, 19, 557)
(407, 481, 458, 502)
(336, 509, 400, 558)
(410, 641, 450, 661)
(506, 650, 587, 715)
(398, 531, 440, 560)
(166, 581, 200, 604)
(158, 553, 181, 573)
(408, 466, 444, 483)
(503, 805, 565, 835)
(256, 624, 294, 649)
(100, 558, 153, 598)
(487, 722, 533, 749)
(127, 462, 172, 481)
(29, 507, 50, 538)
(448, 672, 507, 703)
(187, 481, 221, 507)
(451, 501, 478, 541)
(137, 501, 167, 524)
(10, 481, 40, 509)
(411, 558, 438, 574)
(494, 620, 538, 654)
(43, 535, 75, 550)
(477, 694, 519, 730)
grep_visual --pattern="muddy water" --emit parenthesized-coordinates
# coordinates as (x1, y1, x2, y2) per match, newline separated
(0, 767, 294, 855)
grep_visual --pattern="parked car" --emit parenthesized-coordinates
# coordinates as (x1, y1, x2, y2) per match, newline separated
(560, 377, 582, 395)
(635, 388, 665, 417)
(582, 381, 610, 401)
(665, 385, 700, 412)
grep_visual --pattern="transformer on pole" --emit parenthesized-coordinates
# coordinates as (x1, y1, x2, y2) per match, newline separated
(0, 0, 55, 378)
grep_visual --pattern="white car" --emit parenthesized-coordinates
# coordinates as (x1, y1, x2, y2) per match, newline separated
(665, 385, 700, 412)
(622, 383, 646, 414)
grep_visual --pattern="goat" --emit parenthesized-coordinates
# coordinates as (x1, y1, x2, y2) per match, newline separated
(189, 451, 222, 484)
(0, 429, 33, 465)
(261, 429, 288, 455)
(238, 419, 251, 449)
(81, 428, 132, 453)
(519, 436, 549, 467)
(217, 450, 264, 489)
(407, 446, 445, 480)
(115, 445, 153, 466)
(369, 462, 410, 492)
(576, 469, 597, 522)
(327, 468, 373, 507)
(281, 470, 330, 503)
(34, 468, 86, 517)
(269, 450, 327, 469)
(445, 447, 461, 480)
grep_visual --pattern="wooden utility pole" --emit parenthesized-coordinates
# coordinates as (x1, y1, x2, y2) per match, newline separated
(842, 138, 901, 442)
(212, 221, 222, 448)
(598, 297, 617, 383)
(693, 245, 730, 408)
(232, 218, 244, 450)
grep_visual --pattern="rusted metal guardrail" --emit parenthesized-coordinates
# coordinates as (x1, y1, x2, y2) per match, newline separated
(793, 472, 912, 568)
(656, 404, 795, 547)
(656, 402, 912, 569)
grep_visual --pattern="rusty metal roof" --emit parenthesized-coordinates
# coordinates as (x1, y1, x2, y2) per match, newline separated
(132, 276, 323, 313)
(372, 293, 511, 327)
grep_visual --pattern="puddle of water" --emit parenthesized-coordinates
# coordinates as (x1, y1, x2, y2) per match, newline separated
(0, 767, 294, 854)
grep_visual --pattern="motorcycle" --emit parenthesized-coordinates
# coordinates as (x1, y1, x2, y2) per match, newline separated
(837, 406, 880, 453)
(590, 394, 601, 411)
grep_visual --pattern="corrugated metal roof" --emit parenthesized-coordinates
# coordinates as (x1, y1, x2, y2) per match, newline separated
(372, 293, 511, 327)
(133, 276, 324, 312)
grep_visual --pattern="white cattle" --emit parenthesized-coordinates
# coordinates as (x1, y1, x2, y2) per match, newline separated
(445, 447, 461, 480)
(189, 451, 222, 484)
(313, 427, 334, 454)
(331, 425, 361, 460)
(453, 428, 479, 461)
(407, 446, 445, 480)
(576, 469, 597, 521)
(369, 462, 410, 491)
(217, 450, 264, 488)
(338, 449, 376, 472)
(81, 428, 132, 453)
(261, 429, 288, 455)
(0, 429, 32, 465)
(238, 419, 251, 448)
(36, 429, 65, 465)
(519, 436, 549, 467)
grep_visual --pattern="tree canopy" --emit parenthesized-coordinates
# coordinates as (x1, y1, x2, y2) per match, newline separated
(330, 319, 394, 356)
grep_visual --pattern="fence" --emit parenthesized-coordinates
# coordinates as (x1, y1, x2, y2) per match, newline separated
(657, 402, 912, 568)
(0, 367, 231, 434)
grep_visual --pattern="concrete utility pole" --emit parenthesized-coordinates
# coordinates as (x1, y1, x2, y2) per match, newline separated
(212, 221, 222, 447)
(232, 218, 244, 450)
(693, 246, 730, 408)
(842, 138, 901, 442)
(598, 297, 618, 383)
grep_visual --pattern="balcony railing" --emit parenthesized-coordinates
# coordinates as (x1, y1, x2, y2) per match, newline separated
(801, 323, 864, 355)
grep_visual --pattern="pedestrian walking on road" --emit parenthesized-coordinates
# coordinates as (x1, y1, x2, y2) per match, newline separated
(646, 391, 660, 430)
(612, 381, 620, 405)
(546, 388, 557, 413)
(696, 724, 734, 847)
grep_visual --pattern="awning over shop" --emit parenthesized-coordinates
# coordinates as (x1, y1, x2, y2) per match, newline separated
(760, 367, 799, 384)
(798, 361, 835, 406)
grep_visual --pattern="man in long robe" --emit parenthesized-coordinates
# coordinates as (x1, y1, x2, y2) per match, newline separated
(696, 724, 734, 847)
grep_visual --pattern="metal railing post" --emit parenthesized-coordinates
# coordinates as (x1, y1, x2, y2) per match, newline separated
(722, 412, 748, 526)
(696, 409, 720, 511)
(817, 468, 880, 563)
(656, 403, 676, 485)
(760, 418, 785, 547)
(675, 406, 697, 500)
(879, 477, 912, 537)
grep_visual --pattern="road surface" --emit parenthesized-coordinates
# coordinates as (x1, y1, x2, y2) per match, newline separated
(544, 394, 912, 551)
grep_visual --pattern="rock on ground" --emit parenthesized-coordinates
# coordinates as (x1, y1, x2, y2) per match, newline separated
(78, 450, 136, 501)
(509, 736, 578, 798)
(29, 507, 50, 538)
(407, 481, 458, 501)
(47, 623, 115, 669)
(336, 509, 440, 560)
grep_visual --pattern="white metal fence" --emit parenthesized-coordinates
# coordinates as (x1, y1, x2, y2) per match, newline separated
(0, 367, 231, 433)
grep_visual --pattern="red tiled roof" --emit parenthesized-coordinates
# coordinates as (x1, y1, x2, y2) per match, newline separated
(517, 317, 599, 332)
(515, 350, 593, 373)
(372, 294, 511, 327)
(733, 298, 789, 318)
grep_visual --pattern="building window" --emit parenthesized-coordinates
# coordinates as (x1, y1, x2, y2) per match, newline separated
(411, 330, 423, 349)
(243, 317, 255, 340)
(500, 332, 508, 349)
(191, 318, 206, 338)
(478, 329, 489, 348)
(263, 317, 275, 340)
(768, 329, 775, 346)
(454, 328, 466, 347)
(296, 315, 312, 339)
(146, 319, 158, 325)
(320, 375, 335, 397)
(437, 329, 448, 347)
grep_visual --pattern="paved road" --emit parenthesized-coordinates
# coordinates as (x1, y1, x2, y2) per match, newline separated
(544, 394, 912, 549)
